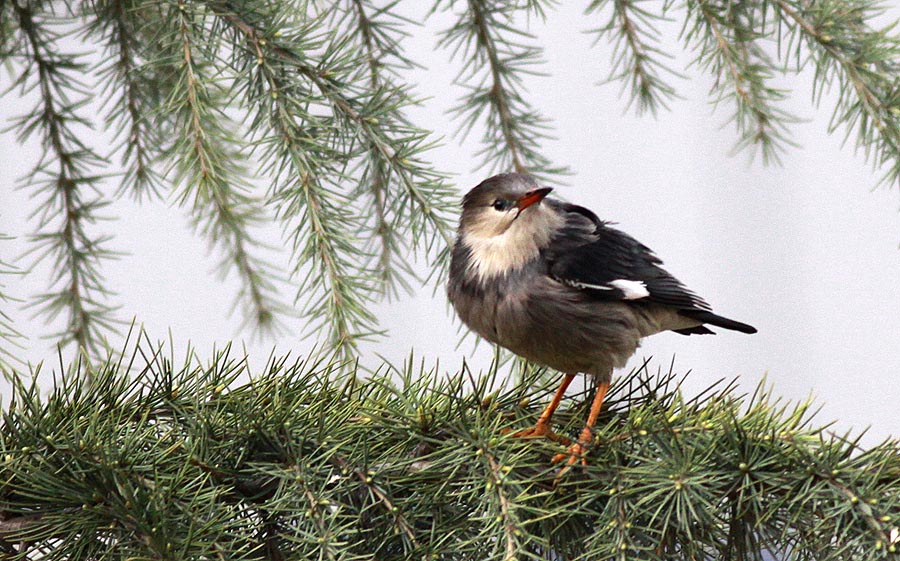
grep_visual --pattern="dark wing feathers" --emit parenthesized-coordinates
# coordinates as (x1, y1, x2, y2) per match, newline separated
(679, 310, 758, 334)
(540, 201, 757, 334)
(544, 202, 712, 312)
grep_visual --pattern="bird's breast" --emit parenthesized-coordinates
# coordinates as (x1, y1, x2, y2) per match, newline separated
(449, 252, 652, 377)
(448, 246, 541, 346)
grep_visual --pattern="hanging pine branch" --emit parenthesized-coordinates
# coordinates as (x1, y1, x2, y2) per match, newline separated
(772, 0, 900, 186)
(165, 2, 287, 334)
(1, 0, 457, 356)
(5, 1, 123, 355)
(435, 0, 568, 179)
(86, 0, 167, 201)
(336, 0, 434, 297)
(684, 0, 798, 163)
(200, 0, 456, 356)
(587, 0, 681, 116)
(3, 0, 900, 353)
(586, 0, 900, 172)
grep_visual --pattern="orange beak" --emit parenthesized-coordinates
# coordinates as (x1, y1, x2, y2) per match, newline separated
(516, 187, 553, 211)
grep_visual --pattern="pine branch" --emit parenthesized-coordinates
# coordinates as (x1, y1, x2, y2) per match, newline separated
(685, 0, 796, 164)
(435, 0, 568, 180)
(351, 0, 403, 296)
(588, 0, 900, 172)
(0, 232, 25, 371)
(5, 0, 121, 357)
(198, 0, 455, 355)
(211, 0, 456, 255)
(3, 0, 464, 353)
(164, 1, 287, 333)
(2, 343, 900, 559)
(5, 0, 900, 355)
(85, 0, 166, 201)
(343, 0, 422, 297)
(771, 0, 900, 186)
(220, 5, 379, 355)
(587, 0, 680, 115)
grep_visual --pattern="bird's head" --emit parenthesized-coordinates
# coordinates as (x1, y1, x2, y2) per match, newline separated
(456, 173, 560, 279)
(459, 173, 554, 239)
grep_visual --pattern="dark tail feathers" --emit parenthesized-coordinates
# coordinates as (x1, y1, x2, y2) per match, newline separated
(680, 310, 757, 334)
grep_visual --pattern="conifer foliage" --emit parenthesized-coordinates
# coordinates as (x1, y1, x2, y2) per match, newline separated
(3, 1, 900, 559)
(1, 342, 900, 560)
(3, 0, 900, 356)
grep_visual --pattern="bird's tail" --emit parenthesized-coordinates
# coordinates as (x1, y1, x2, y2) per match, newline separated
(680, 310, 757, 334)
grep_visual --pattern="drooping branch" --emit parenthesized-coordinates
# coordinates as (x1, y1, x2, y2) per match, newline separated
(86, 0, 166, 201)
(165, 2, 286, 333)
(8, 1, 121, 357)
(0, 233, 25, 370)
(588, 0, 680, 115)
(772, 0, 900, 185)
(196, 0, 455, 354)
(348, 0, 417, 296)
(435, 0, 567, 179)
(685, 0, 796, 163)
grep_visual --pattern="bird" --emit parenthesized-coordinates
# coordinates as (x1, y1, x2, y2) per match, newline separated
(447, 172, 756, 472)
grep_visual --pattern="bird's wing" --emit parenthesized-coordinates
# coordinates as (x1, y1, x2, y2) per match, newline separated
(544, 203, 712, 312)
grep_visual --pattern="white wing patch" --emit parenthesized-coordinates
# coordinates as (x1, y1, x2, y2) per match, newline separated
(609, 279, 650, 300)
(558, 278, 650, 300)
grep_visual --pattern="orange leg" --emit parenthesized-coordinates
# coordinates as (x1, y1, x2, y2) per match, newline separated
(509, 373, 576, 444)
(552, 380, 609, 476)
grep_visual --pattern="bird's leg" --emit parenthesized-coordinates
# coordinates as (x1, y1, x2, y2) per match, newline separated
(552, 380, 609, 475)
(509, 373, 575, 445)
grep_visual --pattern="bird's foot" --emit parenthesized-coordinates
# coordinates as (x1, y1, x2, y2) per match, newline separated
(551, 436, 592, 483)
(552, 441, 588, 467)
(505, 422, 572, 445)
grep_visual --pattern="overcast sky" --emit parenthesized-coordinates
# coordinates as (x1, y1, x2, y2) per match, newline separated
(2, 3, 899, 445)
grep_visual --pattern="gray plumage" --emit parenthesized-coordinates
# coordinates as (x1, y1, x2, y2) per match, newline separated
(447, 173, 756, 384)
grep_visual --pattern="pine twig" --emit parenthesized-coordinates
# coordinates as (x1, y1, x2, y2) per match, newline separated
(347, 0, 418, 296)
(588, 0, 680, 115)
(772, 0, 900, 186)
(86, 0, 166, 201)
(7, 1, 121, 358)
(201, 0, 454, 355)
(0, 233, 26, 370)
(435, 0, 567, 180)
(685, 0, 796, 163)
(166, 1, 286, 334)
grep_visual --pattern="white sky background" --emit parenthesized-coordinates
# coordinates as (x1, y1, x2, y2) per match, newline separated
(1, 2, 900, 445)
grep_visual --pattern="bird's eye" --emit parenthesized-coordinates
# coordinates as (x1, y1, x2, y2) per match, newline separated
(491, 199, 510, 211)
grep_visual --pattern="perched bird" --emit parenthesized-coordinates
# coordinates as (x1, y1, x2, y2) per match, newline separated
(447, 173, 756, 470)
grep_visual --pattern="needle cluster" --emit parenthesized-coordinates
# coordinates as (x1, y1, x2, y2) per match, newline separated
(2, 340, 900, 560)
(588, 0, 681, 116)
(589, 0, 900, 169)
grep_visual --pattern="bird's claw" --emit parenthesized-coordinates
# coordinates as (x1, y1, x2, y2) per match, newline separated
(551, 441, 589, 481)
(504, 423, 572, 445)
